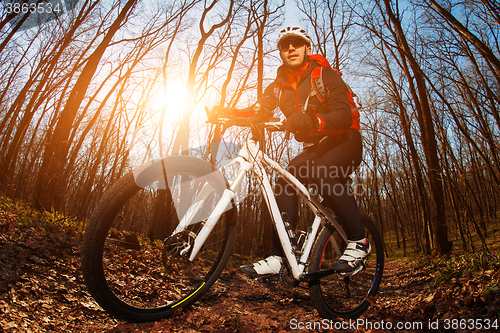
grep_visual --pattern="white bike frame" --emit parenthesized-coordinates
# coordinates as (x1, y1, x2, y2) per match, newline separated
(171, 121, 347, 280)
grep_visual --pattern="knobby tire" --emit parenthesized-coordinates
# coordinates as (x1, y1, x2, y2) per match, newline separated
(81, 156, 237, 322)
(308, 213, 384, 319)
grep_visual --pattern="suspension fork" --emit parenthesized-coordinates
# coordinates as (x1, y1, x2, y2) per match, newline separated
(185, 156, 252, 261)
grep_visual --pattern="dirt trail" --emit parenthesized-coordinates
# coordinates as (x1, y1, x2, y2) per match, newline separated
(1, 213, 499, 332)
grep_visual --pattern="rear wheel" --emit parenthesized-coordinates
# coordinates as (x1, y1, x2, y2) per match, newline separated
(309, 213, 384, 319)
(81, 156, 237, 322)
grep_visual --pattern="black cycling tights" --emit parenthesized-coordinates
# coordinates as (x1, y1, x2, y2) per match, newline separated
(272, 131, 365, 256)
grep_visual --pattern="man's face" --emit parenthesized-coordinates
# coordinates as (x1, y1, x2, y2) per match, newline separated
(279, 37, 311, 71)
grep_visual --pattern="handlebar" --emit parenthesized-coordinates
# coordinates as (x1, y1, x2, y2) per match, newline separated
(205, 107, 289, 153)
(208, 115, 286, 133)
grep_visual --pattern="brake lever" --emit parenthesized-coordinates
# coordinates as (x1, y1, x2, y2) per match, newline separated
(264, 122, 284, 132)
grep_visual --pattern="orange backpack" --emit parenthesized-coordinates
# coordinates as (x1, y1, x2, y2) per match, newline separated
(273, 55, 361, 134)
(308, 55, 361, 133)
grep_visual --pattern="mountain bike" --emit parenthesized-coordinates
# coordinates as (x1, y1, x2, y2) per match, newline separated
(81, 114, 384, 322)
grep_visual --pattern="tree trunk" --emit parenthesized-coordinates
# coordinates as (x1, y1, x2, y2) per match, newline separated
(34, 0, 138, 211)
(383, 0, 452, 254)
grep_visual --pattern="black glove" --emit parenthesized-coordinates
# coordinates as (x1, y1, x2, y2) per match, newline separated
(207, 106, 234, 123)
(254, 110, 273, 122)
(284, 112, 315, 133)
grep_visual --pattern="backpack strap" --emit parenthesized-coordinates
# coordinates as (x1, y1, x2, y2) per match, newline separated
(310, 67, 325, 104)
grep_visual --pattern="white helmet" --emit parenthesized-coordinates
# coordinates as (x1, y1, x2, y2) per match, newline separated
(277, 26, 311, 49)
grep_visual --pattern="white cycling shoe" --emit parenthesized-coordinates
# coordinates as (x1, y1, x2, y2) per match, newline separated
(331, 238, 371, 273)
(239, 255, 283, 278)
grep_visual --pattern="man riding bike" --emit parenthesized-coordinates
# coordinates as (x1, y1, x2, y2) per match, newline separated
(212, 26, 369, 276)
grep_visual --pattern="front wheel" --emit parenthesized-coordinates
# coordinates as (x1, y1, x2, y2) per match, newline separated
(309, 213, 384, 319)
(81, 155, 237, 322)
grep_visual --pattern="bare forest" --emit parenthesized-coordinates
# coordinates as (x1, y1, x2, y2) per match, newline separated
(1, 0, 500, 323)
(2, 0, 500, 330)
(2, 0, 499, 256)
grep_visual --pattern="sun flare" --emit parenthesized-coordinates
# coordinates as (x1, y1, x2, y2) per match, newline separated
(152, 81, 190, 122)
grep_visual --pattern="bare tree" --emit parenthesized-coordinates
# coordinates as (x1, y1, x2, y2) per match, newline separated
(427, 0, 500, 83)
(297, 0, 356, 69)
(170, 0, 236, 156)
(35, 0, 140, 211)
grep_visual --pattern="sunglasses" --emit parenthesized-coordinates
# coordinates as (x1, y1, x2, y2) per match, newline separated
(279, 38, 306, 51)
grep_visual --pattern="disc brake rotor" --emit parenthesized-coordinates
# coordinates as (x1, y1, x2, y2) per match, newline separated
(161, 230, 197, 269)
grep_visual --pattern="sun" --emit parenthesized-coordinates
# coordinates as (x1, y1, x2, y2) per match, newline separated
(151, 81, 190, 122)
(165, 83, 189, 112)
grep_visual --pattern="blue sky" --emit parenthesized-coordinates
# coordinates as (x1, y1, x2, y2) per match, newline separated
(283, 0, 303, 27)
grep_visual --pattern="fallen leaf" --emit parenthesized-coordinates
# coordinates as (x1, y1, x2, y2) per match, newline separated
(365, 295, 377, 305)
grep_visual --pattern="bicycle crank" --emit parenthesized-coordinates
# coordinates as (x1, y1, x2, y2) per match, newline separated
(301, 263, 366, 282)
(279, 265, 299, 289)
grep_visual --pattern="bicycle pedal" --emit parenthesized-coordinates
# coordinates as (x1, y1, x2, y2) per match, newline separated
(256, 274, 280, 284)
(339, 264, 365, 277)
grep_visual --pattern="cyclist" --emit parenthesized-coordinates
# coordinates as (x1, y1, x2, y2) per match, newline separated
(212, 26, 370, 276)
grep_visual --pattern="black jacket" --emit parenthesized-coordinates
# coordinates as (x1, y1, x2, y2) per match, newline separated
(255, 54, 357, 143)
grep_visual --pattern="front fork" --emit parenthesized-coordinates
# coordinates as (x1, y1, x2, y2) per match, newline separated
(166, 156, 251, 262)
